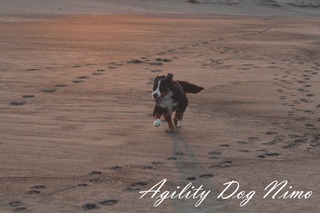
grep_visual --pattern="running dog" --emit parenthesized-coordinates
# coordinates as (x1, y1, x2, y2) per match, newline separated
(152, 73, 204, 132)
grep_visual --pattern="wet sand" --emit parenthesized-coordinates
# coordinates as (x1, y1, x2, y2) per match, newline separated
(0, 15, 320, 212)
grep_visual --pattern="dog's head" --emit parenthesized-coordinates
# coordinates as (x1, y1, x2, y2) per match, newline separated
(152, 73, 174, 105)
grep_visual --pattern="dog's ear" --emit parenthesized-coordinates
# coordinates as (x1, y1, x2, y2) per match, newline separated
(162, 73, 174, 87)
(165, 73, 174, 80)
(154, 75, 165, 82)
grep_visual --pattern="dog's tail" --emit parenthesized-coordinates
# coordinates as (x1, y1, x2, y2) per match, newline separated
(177, 81, 204, 94)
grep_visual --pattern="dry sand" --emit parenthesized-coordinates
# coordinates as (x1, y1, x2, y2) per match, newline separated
(0, 1, 320, 213)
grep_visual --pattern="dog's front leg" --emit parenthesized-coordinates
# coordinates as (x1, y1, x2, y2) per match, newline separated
(164, 113, 174, 132)
(153, 113, 162, 127)
(153, 105, 165, 128)
(173, 111, 183, 127)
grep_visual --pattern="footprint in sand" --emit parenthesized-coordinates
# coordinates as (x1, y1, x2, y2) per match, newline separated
(31, 185, 46, 190)
(110, 166, 122, 170)
(9, 201, 24, 207)
(72, 80, 84, 83)
(219, 144, 230, 147)
(25, 68, 39, 71)
(151, 161, 165, 166)
(89, 171, 102, 175)
(55, 84, 66, 88)
(89, 179, 102, 183)
(310, 142, 320, 148)
(208, 151, 221, 155)
(108, 66, 119, 69)
(279, 96, 286, 100)
(143, 165, 154, 170)
(10, 101, 26, 106)
(265, 131, 278, 136)
(248, 137, 259, 142)
(22, 95, 35, 98)
(208, 151, 221, 159)
(77, 183, 88, 187)
(305, 123, 314, 128)
(237, 140, 249, 144)
(42, 88, 56, 93)
(27, 190, 41, 195)
(99, 199, 119, 206)
(300, 98, 310, 103)
(92, 72, 103, 76)
(199, 174, 214, 179)
(82, 203, 98, 211)
(277, 89, 284, 93)
(13, 207, 28, 212)
(211, 161, 233, 169)
(77, 76, 89, 79)
(186, 176, 197, 181)
(263, 135, 284, 146)
(257, 152, 280, 158)
(125, 182, 148, 191)
(155, 58, 172, 63)
(150, 62, 163, 66)
(174, 152, 185, 156)
(167, 157, 177, 160)
(27, 184, 46, 195)
(127, 59, 143, 64)
(287, 111, 295, 116)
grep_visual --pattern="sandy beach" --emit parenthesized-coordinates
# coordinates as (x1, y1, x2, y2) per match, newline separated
(0, 1, 320, 212)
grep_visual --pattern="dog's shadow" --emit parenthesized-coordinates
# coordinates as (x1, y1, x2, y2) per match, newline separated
(168, 128, 208, 174)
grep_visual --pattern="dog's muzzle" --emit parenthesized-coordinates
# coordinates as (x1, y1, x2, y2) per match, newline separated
(153, 93, 162, 105)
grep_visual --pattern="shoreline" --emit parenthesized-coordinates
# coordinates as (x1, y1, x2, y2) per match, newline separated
(0, 0, 319, 17)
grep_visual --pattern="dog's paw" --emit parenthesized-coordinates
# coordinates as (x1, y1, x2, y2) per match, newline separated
(153, 119, 161, 127)
(165, 128, 174, 133)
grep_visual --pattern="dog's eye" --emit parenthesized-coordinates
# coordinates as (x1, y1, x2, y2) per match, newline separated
(160, 83, 167, 92)
(153, 83, 157, 91)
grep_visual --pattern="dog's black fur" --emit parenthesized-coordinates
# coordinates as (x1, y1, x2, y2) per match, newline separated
(152, 73, 203, 131)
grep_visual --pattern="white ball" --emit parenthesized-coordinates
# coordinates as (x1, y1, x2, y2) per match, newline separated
(153, 119, 161, 127)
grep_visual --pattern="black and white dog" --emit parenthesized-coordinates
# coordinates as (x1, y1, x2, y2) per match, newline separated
(152, 73, 204, 132)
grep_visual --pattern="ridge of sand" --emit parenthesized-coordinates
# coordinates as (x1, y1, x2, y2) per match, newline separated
(0, 0, 319, 16)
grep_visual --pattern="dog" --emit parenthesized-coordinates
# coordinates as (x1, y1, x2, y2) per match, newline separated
(152, 73, 204, 132)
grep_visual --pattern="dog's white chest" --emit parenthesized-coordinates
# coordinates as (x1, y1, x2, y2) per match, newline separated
(159, 91, 177, 113)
